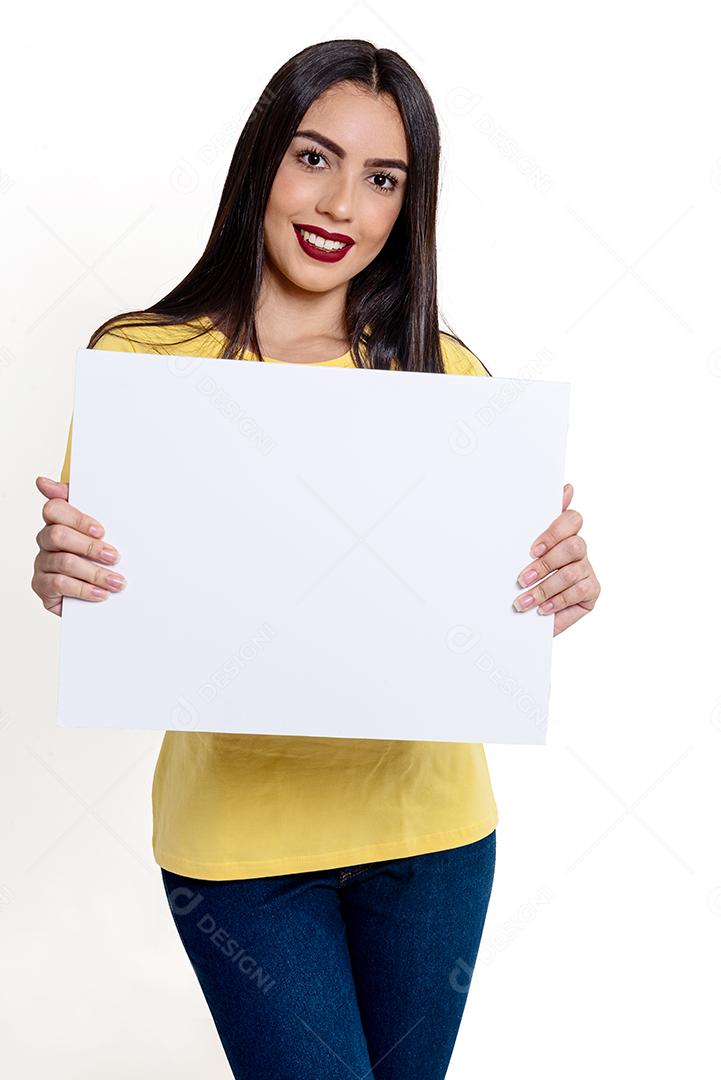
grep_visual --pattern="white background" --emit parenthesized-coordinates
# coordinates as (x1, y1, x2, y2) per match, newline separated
(2, 0, 720, 1076)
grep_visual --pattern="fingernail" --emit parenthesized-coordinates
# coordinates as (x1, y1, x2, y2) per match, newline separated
(105, 574, 126, 590)
(99, 548, 118, 563)
(89, 525, 104, 538)
(514, 594, 535, 611)
(519, 569, 539, 586)
(532, 543, 546, 556)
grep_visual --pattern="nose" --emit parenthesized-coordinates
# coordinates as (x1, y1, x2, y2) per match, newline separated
(315, 170, 355, 223)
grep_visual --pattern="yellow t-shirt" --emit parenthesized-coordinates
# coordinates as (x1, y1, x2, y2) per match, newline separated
(60, 316, 499, 880)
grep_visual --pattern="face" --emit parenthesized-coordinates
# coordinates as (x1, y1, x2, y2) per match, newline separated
(263, 81, 409, 293)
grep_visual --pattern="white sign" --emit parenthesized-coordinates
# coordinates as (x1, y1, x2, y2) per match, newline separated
(57, 348, 570, 744)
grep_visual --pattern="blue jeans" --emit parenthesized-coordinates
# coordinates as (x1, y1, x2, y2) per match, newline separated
(161, 829, 496, 1079)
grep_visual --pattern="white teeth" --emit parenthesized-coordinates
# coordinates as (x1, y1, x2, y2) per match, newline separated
(298, 228, 349, 252)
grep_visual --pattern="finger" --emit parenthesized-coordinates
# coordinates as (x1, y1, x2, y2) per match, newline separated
(552, 603, 590, 637)
(38, 551, 126, 593)
(36, 520, 120, 565)
(529, 506, 583, 559)
(41, 495, 106, 540)
(561, 482, 573, 512)
(36, 475, 69, 501)
(535, 573, 597, 616)
(514, 558, 589, 612)
(517, 534, 587, 588)
(31, 568, 112, 606)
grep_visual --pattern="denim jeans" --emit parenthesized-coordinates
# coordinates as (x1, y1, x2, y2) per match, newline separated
(161, 829, 496, 1079)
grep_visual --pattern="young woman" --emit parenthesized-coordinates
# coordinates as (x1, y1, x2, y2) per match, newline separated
(33, 39, 600, 1080)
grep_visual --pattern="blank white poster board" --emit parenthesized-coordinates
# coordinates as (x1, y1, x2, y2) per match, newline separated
(57, 348, 570, 744)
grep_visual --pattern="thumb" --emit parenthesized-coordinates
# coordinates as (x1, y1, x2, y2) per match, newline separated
(36, 475, 69, 500)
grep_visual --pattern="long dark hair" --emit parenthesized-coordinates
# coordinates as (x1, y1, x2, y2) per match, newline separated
(88, 38, 479, 373)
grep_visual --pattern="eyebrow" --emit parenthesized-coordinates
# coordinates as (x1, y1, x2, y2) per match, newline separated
(293, 129, 408, 173)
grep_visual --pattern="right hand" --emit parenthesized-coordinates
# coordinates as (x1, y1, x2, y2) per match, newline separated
(32, 476, 127, 617)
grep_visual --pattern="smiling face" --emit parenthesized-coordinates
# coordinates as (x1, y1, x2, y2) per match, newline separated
(263, 81, 409, 294)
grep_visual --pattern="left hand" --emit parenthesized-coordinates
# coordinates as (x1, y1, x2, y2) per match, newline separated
(513, 483, 600, 637)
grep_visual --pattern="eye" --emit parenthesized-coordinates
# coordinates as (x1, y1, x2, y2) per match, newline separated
(295, 147, 328, 171)
(294, 146, 400, 196)
(369, 170, 400, 195)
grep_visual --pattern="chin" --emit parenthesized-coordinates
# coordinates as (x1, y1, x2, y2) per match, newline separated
(294, 276, 340, 294)
(285, 263, 346, 293)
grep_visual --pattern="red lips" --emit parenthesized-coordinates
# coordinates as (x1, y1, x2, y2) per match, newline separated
(293, 223, 355, 245)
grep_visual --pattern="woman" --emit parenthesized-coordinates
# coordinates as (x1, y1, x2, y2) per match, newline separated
(32, 40, 600, 1080)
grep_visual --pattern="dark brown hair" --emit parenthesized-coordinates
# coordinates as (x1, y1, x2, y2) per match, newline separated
(88, 38, 485, 374)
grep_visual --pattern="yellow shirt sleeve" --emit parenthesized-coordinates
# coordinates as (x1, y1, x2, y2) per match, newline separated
(439, 333, 491, 377)
(59, 327, 136, 485)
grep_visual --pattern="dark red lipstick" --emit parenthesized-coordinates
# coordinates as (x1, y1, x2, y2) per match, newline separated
(293, 223, 355, 263)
